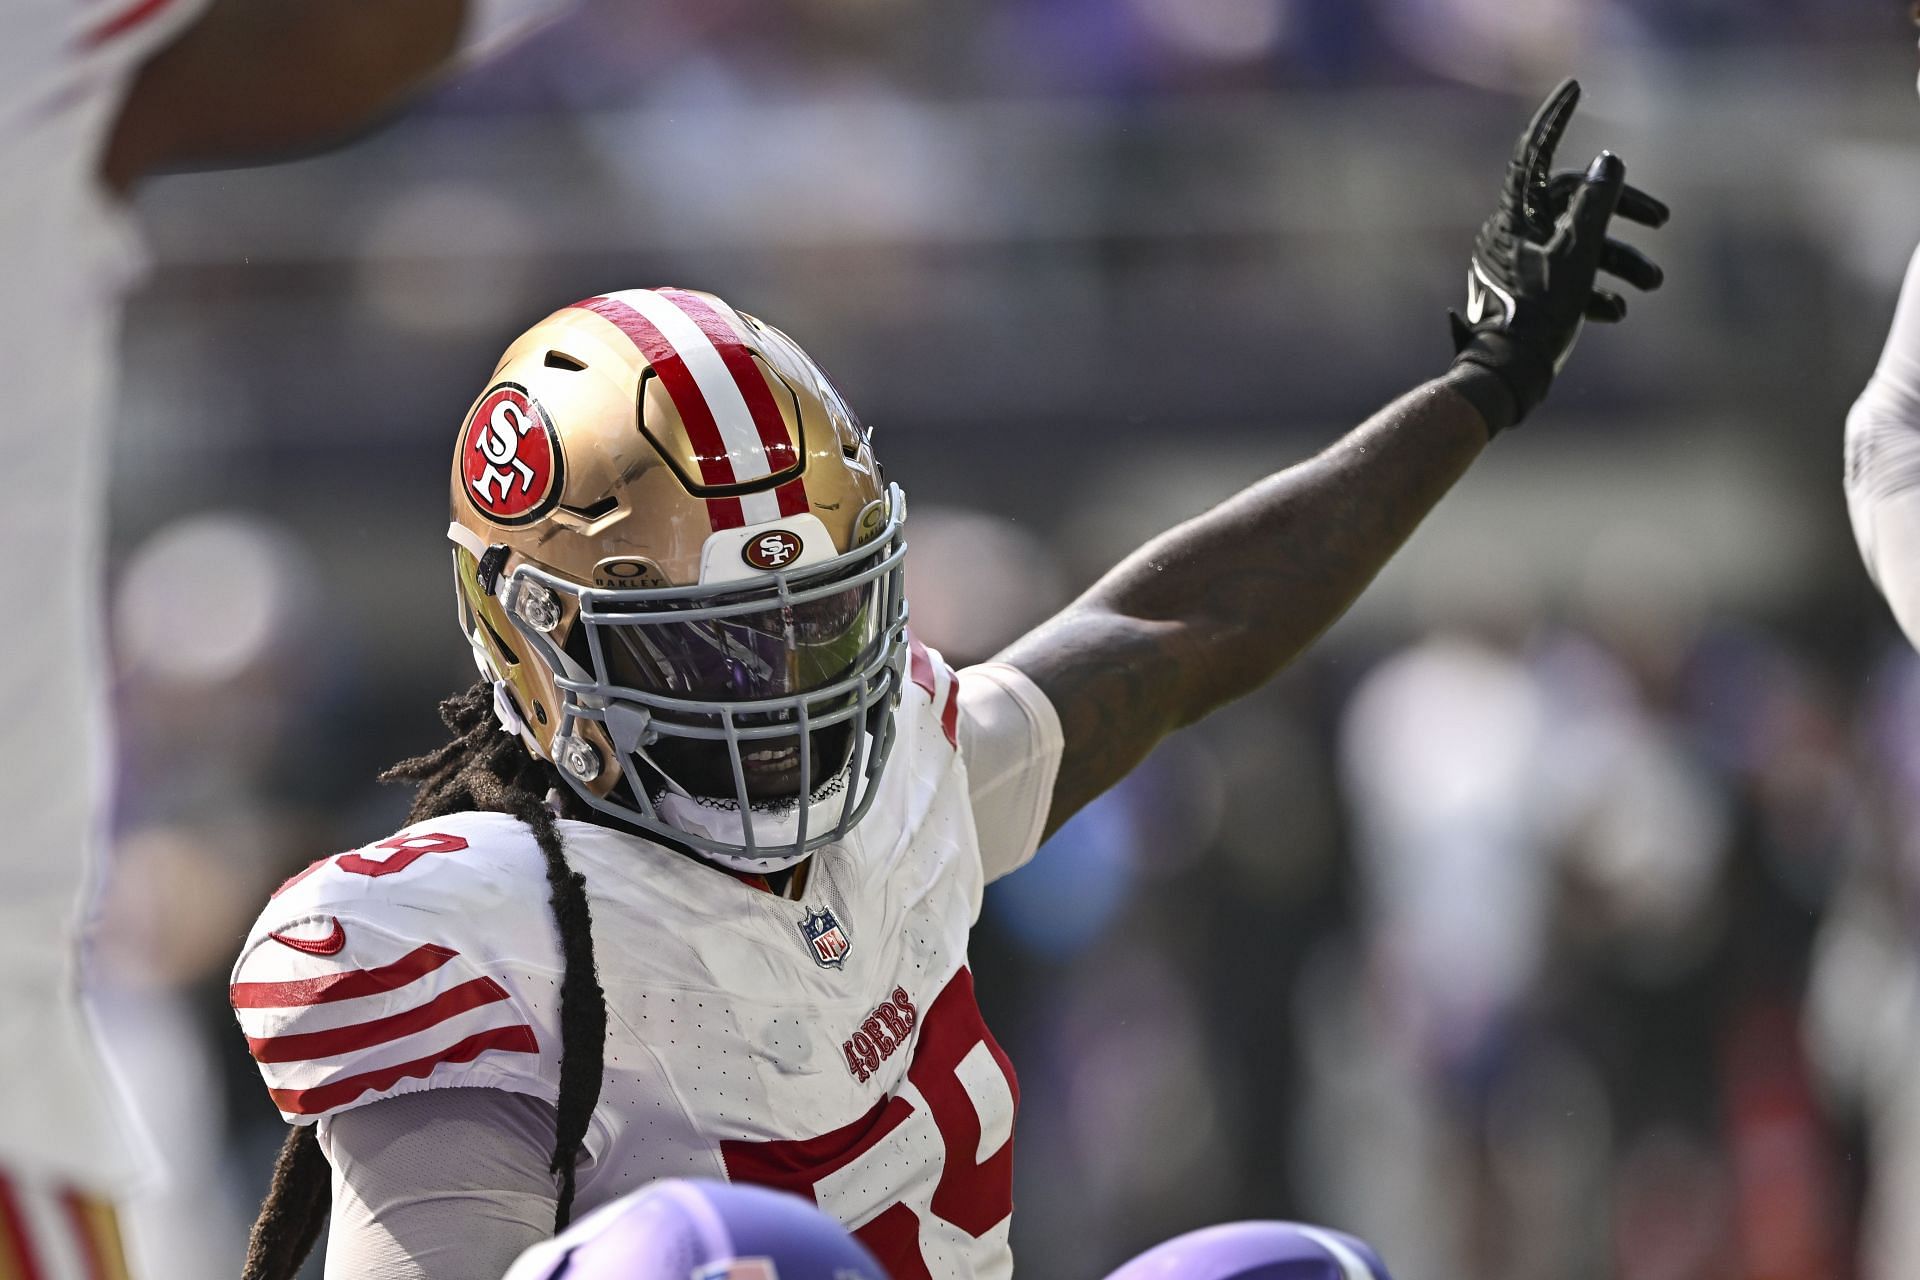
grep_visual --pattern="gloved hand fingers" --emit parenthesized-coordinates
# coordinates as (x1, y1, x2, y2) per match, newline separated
(1516, 79, 1583, 187)
(1549, 172, 1670, 228)
(1613, 183, 1670, 229)
(1563, 152, 1627, 261)
(1585, 290, 1628, 323)
(1600, 239, 1664, 292)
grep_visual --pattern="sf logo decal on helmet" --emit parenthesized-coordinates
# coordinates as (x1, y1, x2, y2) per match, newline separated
(462, 383, 564, 524)
(743, 529, 804, 571)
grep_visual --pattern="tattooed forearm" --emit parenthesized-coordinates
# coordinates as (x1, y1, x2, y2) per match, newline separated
(999, 376, 1492, 837)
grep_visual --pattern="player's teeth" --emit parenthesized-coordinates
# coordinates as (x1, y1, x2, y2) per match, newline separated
(745, 748, 796, 764)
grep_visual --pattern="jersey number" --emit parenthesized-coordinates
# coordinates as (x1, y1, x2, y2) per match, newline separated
(721, 968, 1019, 1279)
(273, 832, 471, 897)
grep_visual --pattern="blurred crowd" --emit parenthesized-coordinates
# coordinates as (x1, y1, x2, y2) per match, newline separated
(87, 0, 1920, 1277)
(432, 0, 1892, 107)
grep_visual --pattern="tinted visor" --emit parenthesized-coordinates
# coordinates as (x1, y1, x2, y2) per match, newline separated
(590, 578, 880, 704)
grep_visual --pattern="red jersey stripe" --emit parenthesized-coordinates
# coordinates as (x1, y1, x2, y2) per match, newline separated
(269, 1024, 540, 1116)
(908, 634, 936, 698)
(0, 1173, 45, 1280)
(854, 1204, 936, 1280)
(83, 0, 178, 48)
(572, 296, 744, 534)
(230, 943, 457, 1010)
(246, 976, 513, 1064)
(907, 635, 958, 745)
(722, 1093, 913, 1184)
(659, 289, 804, 477)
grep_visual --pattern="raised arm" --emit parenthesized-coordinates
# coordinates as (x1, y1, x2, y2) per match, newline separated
(999, 81, 1670, 838)
(102, 0, 566, 191)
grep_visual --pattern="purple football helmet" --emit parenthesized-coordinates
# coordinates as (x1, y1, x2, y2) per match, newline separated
(1101, 1221, 1394, 1280)
(503, 1179, 887, 1280)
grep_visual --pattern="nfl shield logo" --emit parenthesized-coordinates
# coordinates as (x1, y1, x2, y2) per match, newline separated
(798, 906, 851, 970)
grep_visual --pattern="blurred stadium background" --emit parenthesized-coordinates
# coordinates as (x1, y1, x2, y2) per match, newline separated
(90, 0, 1920, 1276)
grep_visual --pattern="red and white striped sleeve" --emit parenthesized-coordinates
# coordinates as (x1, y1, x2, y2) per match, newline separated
(229, 819, 564, 1125)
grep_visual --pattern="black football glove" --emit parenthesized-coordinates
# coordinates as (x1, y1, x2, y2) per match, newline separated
(1449, 79, 1670, 434)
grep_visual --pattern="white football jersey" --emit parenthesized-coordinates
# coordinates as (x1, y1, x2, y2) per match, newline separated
(233, 648, 1063, 1279)
(1849, 241, 1920, 651)
(0, 0, 210, 1186)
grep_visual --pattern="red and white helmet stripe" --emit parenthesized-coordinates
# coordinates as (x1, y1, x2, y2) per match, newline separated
(573, 290, 810, 533)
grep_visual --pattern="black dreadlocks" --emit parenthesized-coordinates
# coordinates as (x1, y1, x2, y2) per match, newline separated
(241, 681, 608, 1280)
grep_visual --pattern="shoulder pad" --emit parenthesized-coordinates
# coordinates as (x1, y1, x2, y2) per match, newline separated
(266, 812, 547, 920)
(232, 813, 564, 1124)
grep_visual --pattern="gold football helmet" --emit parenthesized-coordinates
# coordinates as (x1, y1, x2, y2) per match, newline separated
(446, 287, 908, 872)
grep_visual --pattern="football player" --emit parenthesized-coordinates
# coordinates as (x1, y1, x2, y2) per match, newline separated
(1846, 2, 1920, 642)
(502, 1179, 888, 1280)
(1837, 14, 1920, 1279)
(5, 0, 570, 1273)
(230, 80, 1666, 1280)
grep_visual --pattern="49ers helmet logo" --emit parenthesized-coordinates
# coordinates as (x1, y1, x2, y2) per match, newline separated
(742, 529, 803, 571)
(461, 383, 564, 525)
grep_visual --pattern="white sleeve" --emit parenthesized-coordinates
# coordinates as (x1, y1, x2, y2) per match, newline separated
(318, 1088, 561, 1280)
(1847, 241, 1920, 649)
(956, 663, 1065, 884)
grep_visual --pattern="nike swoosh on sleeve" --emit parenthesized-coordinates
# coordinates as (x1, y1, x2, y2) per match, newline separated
(269, 918, 347, 957)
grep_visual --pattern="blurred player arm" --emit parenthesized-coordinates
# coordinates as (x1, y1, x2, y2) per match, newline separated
(1846, 242, 1920, 647)
(102, 0, 566, 191)
(318, 1088, 561, 1280)
(999, 81, 1668, 839)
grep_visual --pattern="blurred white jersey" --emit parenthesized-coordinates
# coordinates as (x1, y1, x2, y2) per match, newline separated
(0, 0, 210, 1187)
(1849, 242, 1920, 647)
(233, 651, 1062, 1280)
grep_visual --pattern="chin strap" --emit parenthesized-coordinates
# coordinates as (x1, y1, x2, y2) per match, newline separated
(599, 703, 704, 809)
(635, 744, 700, 806)
(491, 678, 530, 738)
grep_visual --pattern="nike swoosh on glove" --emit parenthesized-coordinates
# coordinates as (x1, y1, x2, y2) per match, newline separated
(1448, 79, 1671, 435)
